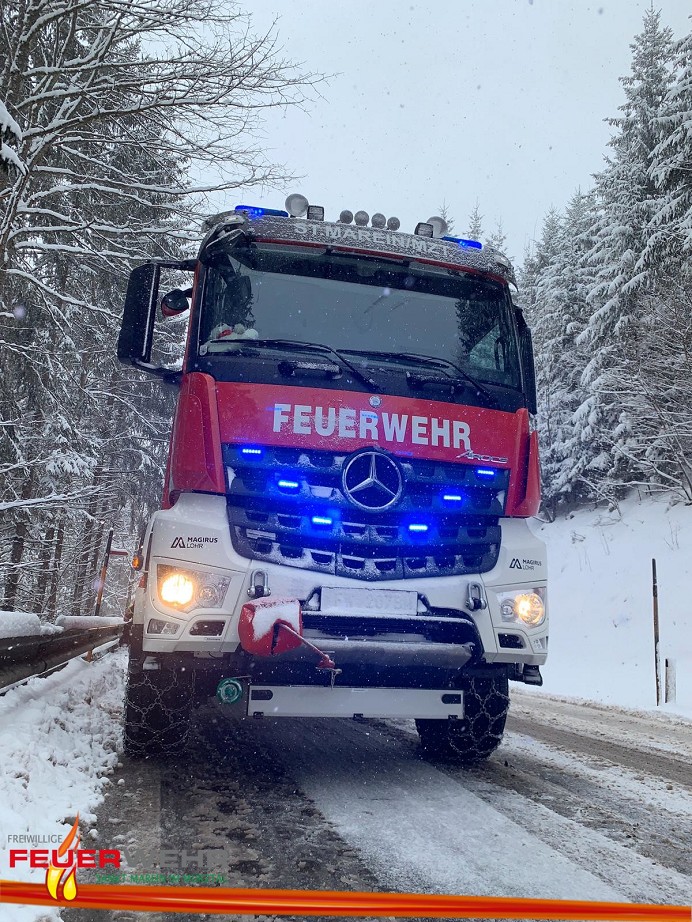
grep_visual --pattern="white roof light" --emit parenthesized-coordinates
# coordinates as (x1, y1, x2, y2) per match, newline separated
(371, 213, 386, 229)
(387, 216, 400, 231)
(354, 210, 369, 226)
(427, 216, 449, 238)
(339, 210, 354, 224)
(285, 193, 309, 217)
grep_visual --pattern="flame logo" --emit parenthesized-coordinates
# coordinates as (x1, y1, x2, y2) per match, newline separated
(45, 815, 80, 901)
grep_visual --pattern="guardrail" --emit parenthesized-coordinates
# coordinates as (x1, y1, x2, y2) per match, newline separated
(0, 623, 125, 692)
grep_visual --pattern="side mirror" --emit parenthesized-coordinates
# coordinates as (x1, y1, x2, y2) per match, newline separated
(117, 260, 195, 375)
(161, 288, 191, 317)
(117, 263, 159, 365)
(515, 308, 537, 415)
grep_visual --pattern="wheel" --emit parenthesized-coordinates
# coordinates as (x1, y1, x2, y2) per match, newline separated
(123, 661, 193, 758)
(416, 672, 509, 765)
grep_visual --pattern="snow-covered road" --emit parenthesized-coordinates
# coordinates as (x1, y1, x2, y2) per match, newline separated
(50, 665, 691, 922)
(2, 650, 690, 922)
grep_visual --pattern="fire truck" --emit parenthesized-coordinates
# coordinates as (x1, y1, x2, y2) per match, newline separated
(117, 195, 547, 763)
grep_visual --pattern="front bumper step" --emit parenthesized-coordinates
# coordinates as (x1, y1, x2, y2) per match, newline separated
(245, 685, 465, 719)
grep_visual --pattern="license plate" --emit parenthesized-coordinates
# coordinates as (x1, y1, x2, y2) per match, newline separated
(320, 587, 419, 616)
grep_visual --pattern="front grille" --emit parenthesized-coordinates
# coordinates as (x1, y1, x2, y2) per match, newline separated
(225, 445, 508, 581)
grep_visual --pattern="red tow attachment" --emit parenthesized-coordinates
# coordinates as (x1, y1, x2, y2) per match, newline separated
(238, 598, 337, 670)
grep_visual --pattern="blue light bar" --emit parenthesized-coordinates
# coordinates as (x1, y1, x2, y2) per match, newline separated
(476, 468, 496, 479)
(235, 205, 289, 219)
(442, 235, 483, 250)
(408, 523, 429, 533)
(443, 494, 463, 502)
(241, 447, 263, 456)
(311, 515, 333, 527)
(277, 479, 300, 490)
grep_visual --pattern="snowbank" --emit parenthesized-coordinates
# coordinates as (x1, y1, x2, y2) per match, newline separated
(56, 615, 125, 630)
(530, 493, 692, 718)
(0, 650, 127, 922)
(0, 611, 63, 640)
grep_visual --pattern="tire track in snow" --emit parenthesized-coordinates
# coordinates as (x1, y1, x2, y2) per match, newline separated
(64, 695, 692, 921)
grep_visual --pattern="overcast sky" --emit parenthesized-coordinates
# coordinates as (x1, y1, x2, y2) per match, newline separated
(228, 1, 691, 265)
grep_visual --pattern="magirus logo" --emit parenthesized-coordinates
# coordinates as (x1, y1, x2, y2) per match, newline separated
(509, 557, 542, 571)
(8, 816, 121, 902)
(171, 536, 219, 549)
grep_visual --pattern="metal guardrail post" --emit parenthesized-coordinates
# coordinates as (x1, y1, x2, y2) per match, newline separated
(94, 528, 114, 617)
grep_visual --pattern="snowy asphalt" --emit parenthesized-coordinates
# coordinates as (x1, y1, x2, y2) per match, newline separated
(62, 688, 692, 922)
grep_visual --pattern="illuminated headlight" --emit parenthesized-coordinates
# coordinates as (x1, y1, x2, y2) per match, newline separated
(160, 571, 194, 605)
(499, 589, 546, 627)
(156, 565, 230, 613)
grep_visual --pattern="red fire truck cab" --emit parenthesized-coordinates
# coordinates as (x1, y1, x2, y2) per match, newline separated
(117, 197, 547, 763)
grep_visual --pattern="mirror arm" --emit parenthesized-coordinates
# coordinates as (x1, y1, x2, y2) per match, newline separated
(131, 359, 183, 386)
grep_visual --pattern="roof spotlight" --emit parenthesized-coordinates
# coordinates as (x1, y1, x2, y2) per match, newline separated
(307, 205, 325, 221)
(285, 193, 309, 217)
(427, 216, 449, 238)
(414, 222, 434, 237)
(371, 213, 386, 229)
(354, 210, 369, 226)
(339, 210, 354, 224)
(387, 216, 401, 231)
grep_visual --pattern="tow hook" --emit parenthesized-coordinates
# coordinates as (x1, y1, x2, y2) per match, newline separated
(247, 569, 270, 598)
(466, 582, 488, 612)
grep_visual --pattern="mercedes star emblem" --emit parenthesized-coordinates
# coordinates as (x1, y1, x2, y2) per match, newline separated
(341, 450, 404, 511)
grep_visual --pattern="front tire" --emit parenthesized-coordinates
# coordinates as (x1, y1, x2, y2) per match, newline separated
(124, 661, 193, 758)
(416, 672, 509, 765)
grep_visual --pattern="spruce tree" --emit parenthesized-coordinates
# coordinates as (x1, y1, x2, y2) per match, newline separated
(466, 203, 484, 242)
(576, 7, 674, 499)
(649, 30, 692, 262)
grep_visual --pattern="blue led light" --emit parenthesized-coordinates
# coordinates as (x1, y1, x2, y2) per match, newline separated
(241, 447, 263, 456)
(476, 468, 496, 479)
(277, 479, 300, 491)
(442, 235, 483, 250)
(235, 205, 289, 219)
(443, 494, 463, 502)
(408, 523, 429, 533)
(311, 515, 333, 527)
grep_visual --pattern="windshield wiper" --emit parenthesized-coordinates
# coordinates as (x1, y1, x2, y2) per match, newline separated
(399, 353, 497, 405)
(339, 349, 498, 406)
(227, 339, 380, 391)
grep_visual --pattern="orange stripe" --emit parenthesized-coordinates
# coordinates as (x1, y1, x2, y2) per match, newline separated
(0, 880, 690, 920)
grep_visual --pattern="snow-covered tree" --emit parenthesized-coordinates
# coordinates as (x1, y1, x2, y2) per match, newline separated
(438, 201, 455, 234)
(575, 7, 675, 498)
(466, 202, 484, 242)
(0, 99, 22, 177)
(521, 203, 598, 512)
(0, 0, 319, 614)
(648, 31, 692, 263)
(485, 220, 507, 255)
(597, 274, 692, 502)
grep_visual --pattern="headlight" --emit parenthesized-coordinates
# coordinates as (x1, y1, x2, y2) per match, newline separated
(499, 589, 546, 627)
(156, 565, 230, 613)
(160, 572, 195, 606)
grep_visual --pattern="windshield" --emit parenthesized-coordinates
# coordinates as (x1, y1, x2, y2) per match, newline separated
(197, 244, 521, 389)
